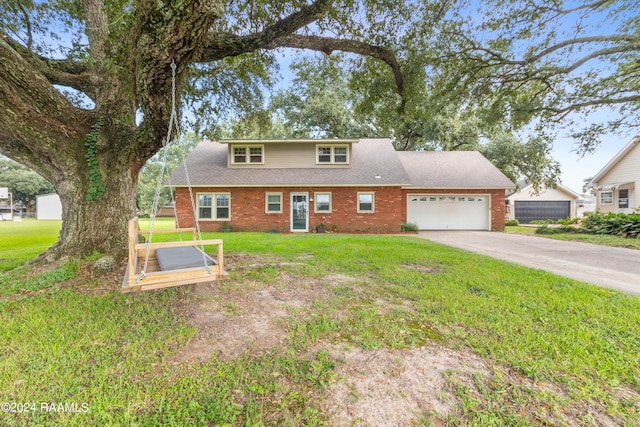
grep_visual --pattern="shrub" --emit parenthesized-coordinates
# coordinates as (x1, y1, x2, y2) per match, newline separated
(582, 211, 640, 238)
(558, 217, 580, 225)
(535, 225, 578, 235)
(505, 219, 519, 226)
(401, 222, 419, 232)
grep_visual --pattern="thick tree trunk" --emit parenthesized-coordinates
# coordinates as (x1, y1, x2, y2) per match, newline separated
(46, 160, 139, 261)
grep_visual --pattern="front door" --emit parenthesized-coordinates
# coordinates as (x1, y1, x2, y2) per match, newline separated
(291, 193, 308, 232)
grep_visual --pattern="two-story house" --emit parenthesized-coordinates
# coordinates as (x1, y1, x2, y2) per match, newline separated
(168, 138, 514, 232)
(589, 136, 639, 213)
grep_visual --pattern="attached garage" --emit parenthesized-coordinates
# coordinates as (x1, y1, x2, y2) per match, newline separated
(407, 194, 490, 230)
(513, 201, 570, 224)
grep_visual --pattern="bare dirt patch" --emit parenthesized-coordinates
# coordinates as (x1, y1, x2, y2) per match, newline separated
(401, 263, 442, 274)
(170, 273, 337, 362)
(317, 344, 488, 426)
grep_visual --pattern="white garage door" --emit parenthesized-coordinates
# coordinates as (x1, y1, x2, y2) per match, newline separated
(407, 195, 490, 230)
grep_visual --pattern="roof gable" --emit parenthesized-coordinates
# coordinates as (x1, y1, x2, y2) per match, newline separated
(590, 135, 640, 185)
(506, 182, 580, 200)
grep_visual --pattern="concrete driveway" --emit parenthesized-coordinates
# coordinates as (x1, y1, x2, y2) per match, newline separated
(417, 231, 640, 296)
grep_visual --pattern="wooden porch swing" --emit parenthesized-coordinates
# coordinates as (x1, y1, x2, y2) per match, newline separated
(121, 61, 228, 293)
(121, 217, 228, 293)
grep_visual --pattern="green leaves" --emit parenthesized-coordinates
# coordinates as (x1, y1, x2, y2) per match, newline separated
(0, 158, 54, 208)
(582, 211, 640, 238)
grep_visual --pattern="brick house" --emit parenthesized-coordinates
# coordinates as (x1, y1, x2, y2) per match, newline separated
(169, 138, 514, 233)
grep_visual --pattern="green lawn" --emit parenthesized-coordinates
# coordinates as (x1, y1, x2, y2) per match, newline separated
(0, 219, 62, 271)
(506, 225, 640, 250)
(1, 229, 639, 425)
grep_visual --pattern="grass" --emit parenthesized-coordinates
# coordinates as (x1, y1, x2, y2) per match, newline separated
(506, 225, 640, 250)
(1, 230, 639, 425)
(0, 220, 61, 271)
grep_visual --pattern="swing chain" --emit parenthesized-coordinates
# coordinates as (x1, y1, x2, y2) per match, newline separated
(138, 60, 211, 280)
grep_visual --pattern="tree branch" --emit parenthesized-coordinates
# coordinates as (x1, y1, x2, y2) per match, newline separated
(525, 94, 640, 116)
(536, 0, 609, 16)
(4, 33, 98, 98)
(525, 35, 640, 63)
(83, 0, 109, 63)
(199, 0, 334, 61)
(268, 34, 407, 113)
(15, 0, 33, 50)
(0, 36, 91, 179)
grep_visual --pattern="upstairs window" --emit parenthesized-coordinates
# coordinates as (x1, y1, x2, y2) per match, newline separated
(316, 144, 349, 164)
(232, 145, 264, 164)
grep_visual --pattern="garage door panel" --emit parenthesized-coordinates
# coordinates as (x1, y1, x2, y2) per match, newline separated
(407, 195, 489, 230)
(514, 201, 570, 224)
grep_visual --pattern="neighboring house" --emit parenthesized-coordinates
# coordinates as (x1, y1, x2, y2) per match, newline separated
(575, 193, 597, 217)
(0, 201, 12, 220)
(156, 202, 176, 218)
(36, 193, 62, 220)
(506, 181, 581, 224)
(169, 139, 514, 233)
(589, 136, 639, 213)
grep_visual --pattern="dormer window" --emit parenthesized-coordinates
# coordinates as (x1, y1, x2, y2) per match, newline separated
(232, 145, 264, 164)
(316, 144, 349, 164)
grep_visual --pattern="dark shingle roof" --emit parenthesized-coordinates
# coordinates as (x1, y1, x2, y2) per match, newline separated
(169, 138, 412, 187)
(396, 151, 515, 188)
(169, 139, 514, 189)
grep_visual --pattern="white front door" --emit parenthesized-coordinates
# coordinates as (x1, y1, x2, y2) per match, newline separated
(291, 193, 309, 232)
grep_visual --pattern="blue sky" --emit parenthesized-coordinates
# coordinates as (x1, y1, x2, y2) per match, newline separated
(552, 133, 628, 193)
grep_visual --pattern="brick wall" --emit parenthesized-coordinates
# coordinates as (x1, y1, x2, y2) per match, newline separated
(176, 186, 506, 232)
(401, 188, 507, 231)
(175, 186, 405, 233)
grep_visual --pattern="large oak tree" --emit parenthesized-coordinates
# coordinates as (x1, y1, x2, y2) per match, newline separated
(0, 0, 636, 260)
(0, 0, 416, 259)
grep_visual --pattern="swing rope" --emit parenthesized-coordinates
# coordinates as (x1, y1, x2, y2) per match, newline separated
(138, 60, 211, 282)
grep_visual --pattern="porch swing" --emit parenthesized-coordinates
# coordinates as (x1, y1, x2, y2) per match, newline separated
(121, 61, 229, 293)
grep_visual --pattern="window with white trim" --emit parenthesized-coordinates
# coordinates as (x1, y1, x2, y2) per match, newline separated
(316, 144, 349, 164)
(198, 193, 230, 220)
(357, 192, 375, 213)
(266, 192, 283, 213)
(314, 192, 332, 212)
(618, 189, 629, 208)
(232, 145, 264, 164)
(600, 191, 613, 205)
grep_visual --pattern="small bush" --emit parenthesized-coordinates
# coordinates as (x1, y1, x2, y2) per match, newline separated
(401, 222, 419, 232)
(535, 224, 580, 235)
(558, 217, 580, 225)
(505, 219, 519, 226)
